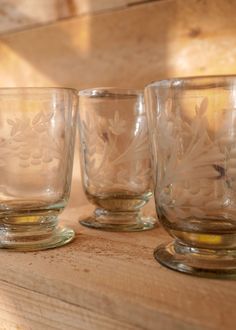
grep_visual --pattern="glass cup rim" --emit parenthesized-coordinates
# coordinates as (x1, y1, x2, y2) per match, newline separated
(145, 74, 236, 89)
(0, 87, 78, 95)
(78, 87, 143, 98)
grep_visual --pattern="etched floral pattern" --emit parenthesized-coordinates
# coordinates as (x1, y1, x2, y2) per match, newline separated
(0, 110, 63, 169)
(156, 97, 236, 220)
(108, 111, 127, 135)
(80, 110, 151, 193)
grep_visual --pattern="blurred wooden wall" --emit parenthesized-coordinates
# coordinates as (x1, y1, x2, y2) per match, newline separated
(0, 0, 236, 207)
(1, 0, 236, 89)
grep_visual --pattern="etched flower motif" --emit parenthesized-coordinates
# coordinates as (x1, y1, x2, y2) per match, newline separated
(116, 169, 129, 184)
(108, 111, 127, 135)
(82, 110, 151, 191)
(157, 96, 236, 220)
(0, 111, 61, 169)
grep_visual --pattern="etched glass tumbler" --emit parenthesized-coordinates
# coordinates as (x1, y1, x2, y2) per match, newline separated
(78, 88, 156, 231)
(145, 76, 236, 277)
(0, 88, 78, 251)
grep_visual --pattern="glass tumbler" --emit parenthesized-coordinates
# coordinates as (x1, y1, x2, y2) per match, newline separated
(78, 88, 156, 231)
(0, 88, 78, 251)
(145, 75, 236, 277)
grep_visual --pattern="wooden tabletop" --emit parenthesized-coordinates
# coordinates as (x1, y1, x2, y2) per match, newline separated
(0, 201, 235, 330)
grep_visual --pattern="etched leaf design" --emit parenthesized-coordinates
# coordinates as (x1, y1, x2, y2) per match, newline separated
(32, 111, 43, 125)
(81, 109, 151, 191)
(197, 97, 208, 116)
(42, 111, 54, 122)
(108, 111, 127, 135)
(7, 119, 15, 126)
(112, 129, 149, 166)
(0, 110, 62, 168)
(9, 119, 21, 136)
(157, 96, 236, 219)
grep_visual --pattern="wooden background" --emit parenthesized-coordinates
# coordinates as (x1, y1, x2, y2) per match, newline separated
(0, 1, 236, 329)
(1, 0, 236, 89)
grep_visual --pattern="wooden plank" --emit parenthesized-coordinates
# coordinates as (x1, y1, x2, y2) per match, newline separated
(0, 0, 150, 34)
(0, 281, 139, 330)
(0, 0, 236, 90)
(168, 0, 236, 77)
(0, 209, 235, 330)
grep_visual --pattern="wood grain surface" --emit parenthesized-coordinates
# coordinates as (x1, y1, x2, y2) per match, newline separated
(1, 0, 236, 90)
(0, 204, 235, 330)
(0, 0, 149, 34)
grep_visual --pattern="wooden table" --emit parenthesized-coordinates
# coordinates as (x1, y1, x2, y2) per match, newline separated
(0, 203, 235, 330)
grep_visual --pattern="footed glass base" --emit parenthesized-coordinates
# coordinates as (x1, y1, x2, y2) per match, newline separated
(154, 240, 236, 278)
(0, 226, 75, 251)
(0, 215, 75, 251)
(80, 208, 156, 232)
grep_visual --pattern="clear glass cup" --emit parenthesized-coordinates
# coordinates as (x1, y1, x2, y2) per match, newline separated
(0, 87, 78, 251)
(78, 88, 156, 231)
(145, 75, 236, 277)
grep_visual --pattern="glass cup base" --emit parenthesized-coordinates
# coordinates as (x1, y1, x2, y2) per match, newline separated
(0, 222, 75, 252)
(154, 240, 236, 278)
(79, 208, 156, 232)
